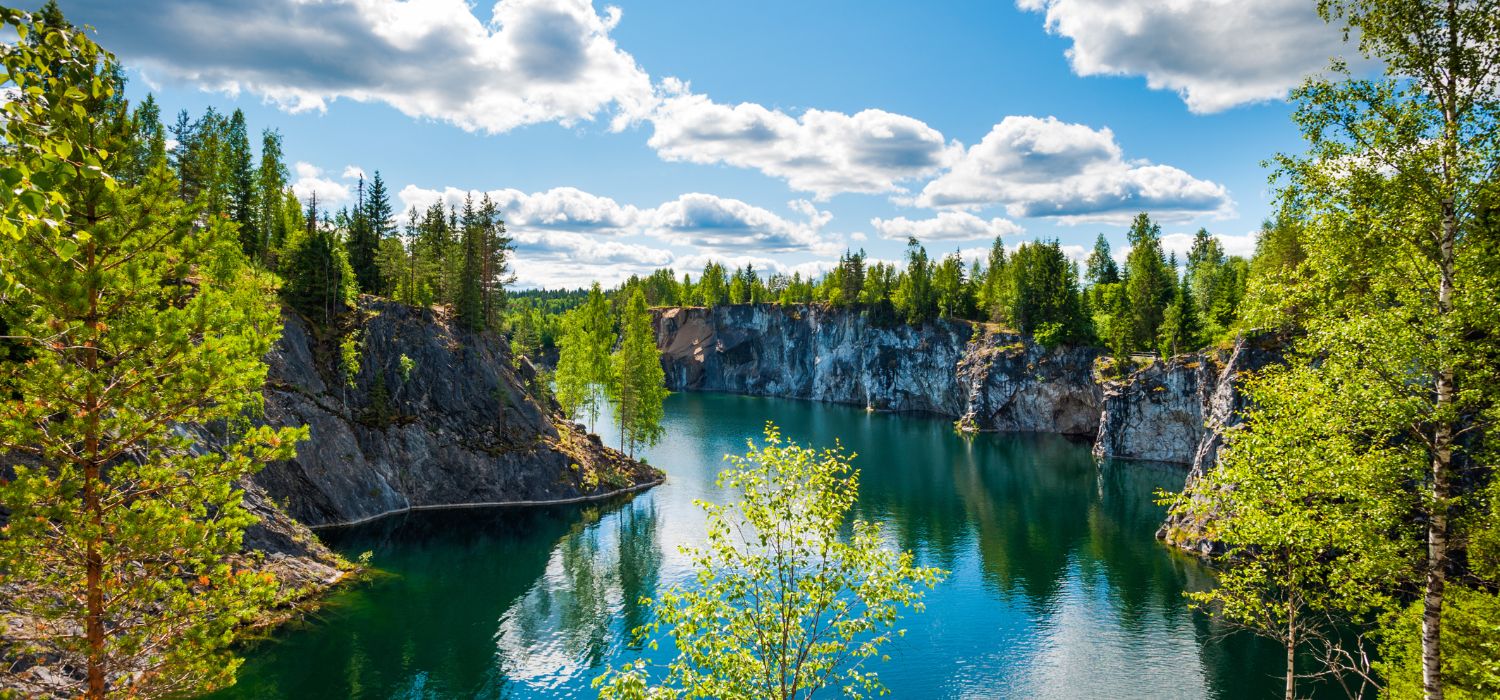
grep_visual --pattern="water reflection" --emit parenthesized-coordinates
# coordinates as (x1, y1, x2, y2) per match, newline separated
(212, 393, 1298, 699)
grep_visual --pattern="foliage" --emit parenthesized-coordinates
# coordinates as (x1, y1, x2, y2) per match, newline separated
(1178, 1, 1500, 697)
(595, 425, 945, 700)
(280, 197, 356, 324)
(608, 289, 667, 457)
(1121, 213, 1175, 353)
(0, 7, 305, 696)
(556, 283, 615, 432)
(1167, 365, 1416, 698)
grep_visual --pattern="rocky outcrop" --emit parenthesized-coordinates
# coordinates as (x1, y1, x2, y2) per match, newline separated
(653, 305, 1102, 435)
(954, 327, 1101, 435)
(1092, 356, 1217, 464)
(1155, 333, 1285, 553)
(1092, 333, 1284, 467)
(255, 298, 661, 528)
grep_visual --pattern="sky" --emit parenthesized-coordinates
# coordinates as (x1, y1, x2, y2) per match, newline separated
(55, 0, 1364, 288)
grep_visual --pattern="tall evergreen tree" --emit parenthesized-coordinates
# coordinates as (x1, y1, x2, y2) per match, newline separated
(1085, 232, 1120, 285)
(282, 193, 356, 325)
(345, 174, 382, 294)
(0, 10, 304, 697)
(225, 108, 257, 258)
(1122, 213, 1174, 353)
(362, 171, 395, 295)
(255, 129, 289, 266)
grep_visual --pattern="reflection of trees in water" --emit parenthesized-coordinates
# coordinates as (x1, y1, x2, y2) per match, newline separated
(222, 505, 593, 699)
(490, 498, 662, 687)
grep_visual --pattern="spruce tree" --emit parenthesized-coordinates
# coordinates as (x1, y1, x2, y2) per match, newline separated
(345, 174, 382, 294)
(282, 193, 355, 325)
(0, 10, 305, 697)
(225, 108, 257, 258)
(1122, 213, 1174, 353)
(363, 171, 395, 296)
(1085, 232, 1120, 285)
(455, 193, 485, 330)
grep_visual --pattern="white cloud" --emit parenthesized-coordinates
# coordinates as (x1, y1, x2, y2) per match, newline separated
(916, 116, 1232, 224)
(397, 185, 833, 253)
(646, 193, 835, 253)
(1018, 0, 1362, 113)
(341, 165, 367, 181)
(1161, 230, 1259, 260)
(73, 0, 655, 133)
(291, 161, 354, 205)
(647, 81, 959, 199)
(397, 184, 643, 233)
(870, 211, 1023, 242)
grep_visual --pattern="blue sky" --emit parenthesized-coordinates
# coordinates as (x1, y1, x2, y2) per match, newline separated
(58, 0, 1358, 288)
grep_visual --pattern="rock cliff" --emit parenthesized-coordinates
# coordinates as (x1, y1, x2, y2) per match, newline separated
(253, 297, 661, 528)
(653, 305, 1102, 436)
(652, 305, 1285, 553)
(1153, 333, 1285, 553)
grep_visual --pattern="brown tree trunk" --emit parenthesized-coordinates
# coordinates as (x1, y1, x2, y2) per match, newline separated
(84, 239, 106, 700)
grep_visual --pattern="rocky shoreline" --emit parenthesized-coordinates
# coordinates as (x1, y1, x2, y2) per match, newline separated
(652, 304, 1281, 549)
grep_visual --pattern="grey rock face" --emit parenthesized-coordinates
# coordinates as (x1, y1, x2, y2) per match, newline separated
(253, 298, 660, 528)
(1155, 333, 1285, 553)
(653, 305, 1102, 435)
(1091, 356, 1216, 464)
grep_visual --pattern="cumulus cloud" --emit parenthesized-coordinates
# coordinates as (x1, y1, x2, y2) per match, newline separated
(646, 193, 835, 253)
(870, 211, 1023, 242)
(916, 116, 1231, 224)
(647, 81, 959, 199)
(1161, 230, 1258, 260)
(69, 0, 655, 133)
(291, 162, 355, 205)
(1017, 0, 1362, 113)
(397, 185, 833, 253)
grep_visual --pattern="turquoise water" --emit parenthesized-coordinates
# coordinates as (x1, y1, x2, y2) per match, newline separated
(213, 392, 1291, 699)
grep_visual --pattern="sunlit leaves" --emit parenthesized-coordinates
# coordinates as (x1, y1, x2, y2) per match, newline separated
(595, 424, 945, 700)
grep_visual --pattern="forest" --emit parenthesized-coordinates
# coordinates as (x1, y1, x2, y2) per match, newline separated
(1, 1, 1498, 699)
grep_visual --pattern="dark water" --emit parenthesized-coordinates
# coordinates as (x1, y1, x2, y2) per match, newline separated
(213, 393, 1291, 699)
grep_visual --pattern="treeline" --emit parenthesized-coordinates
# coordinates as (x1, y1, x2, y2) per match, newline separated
(598, 215, 1252, 355)
(157, 106, 515, 332)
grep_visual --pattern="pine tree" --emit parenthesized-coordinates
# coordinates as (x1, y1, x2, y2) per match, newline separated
(609, 289, 667, 457)
(1085, 232, 1120, 285)
(363, 171, 396, 296)
(455, 193, 486, 330)
(0, 10, 305, 697)
(477, 193, 515, 325)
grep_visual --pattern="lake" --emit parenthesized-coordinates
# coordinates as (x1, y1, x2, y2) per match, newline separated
(212, 392, 1291, 699)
